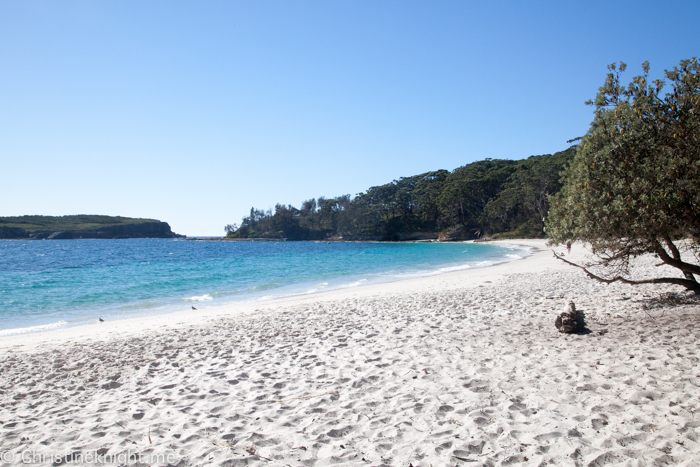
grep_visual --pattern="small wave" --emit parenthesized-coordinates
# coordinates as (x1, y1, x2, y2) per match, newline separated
(305, 288, 318, 294)
(345, 279, 367, 288)
(188, 294, 213, 302)
(0, 321, 68, 337)
(438, 264, 474, 273)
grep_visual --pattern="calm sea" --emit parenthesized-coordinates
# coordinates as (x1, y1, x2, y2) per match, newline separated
(0, 239, 530, 336)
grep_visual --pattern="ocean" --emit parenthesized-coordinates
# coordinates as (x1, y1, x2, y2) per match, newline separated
(0, 239, 530, 336)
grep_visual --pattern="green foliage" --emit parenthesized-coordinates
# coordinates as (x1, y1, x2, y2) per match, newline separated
(0, 215, 158, 232)
(438, 159, 520, 235)
(228, 150, 575, 241)
(485, 148, 575, 237)
(547, 58, 700, 293)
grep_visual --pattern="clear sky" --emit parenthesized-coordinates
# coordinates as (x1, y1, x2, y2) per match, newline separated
(1, 1, 698, 236)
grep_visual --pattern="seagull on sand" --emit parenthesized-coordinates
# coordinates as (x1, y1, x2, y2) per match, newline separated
(99, 318, 104, 322)
(192, 306, 197, 310)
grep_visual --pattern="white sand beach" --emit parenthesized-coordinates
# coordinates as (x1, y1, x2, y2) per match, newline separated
(1, 239, 700, 466)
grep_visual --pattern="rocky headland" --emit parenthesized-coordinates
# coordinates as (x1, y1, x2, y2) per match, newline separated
(0, 216, 184, 239)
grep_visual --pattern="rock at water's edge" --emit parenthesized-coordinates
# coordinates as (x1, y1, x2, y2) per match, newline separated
(0, 226, 30, 239)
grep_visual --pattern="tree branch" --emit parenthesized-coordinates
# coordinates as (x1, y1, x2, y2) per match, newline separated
(598, 244, 639, 263)
(663, 233, 683, 261)
(653, 242, 700, 276)
(552, 251, 700, 294)
(662, 234, 697, 282)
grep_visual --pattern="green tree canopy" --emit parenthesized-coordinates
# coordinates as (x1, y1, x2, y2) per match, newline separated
(547, 58, 700, 293)
(485, 148, 575, 237)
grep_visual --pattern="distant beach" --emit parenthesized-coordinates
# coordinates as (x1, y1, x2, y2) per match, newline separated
(1, 239, 699, 465)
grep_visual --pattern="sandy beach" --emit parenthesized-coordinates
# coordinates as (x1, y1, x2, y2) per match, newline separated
(1, 239, 700, 466)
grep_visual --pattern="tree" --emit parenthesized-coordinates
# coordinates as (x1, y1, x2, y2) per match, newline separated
(438, 159, 518, 233)
(485, 148, 575, 237)
(547, 59, 700, 293)
(413, 170, 450, 227)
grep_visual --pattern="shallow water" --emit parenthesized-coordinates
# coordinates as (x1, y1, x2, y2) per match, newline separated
(0, 239, 529, 335)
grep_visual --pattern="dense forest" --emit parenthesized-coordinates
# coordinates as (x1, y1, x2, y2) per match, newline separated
(225, 146, 576, 241)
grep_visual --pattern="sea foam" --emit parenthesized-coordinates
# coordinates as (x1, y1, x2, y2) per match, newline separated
(188, 294, 213, 302)
(0, 320, 68, 336)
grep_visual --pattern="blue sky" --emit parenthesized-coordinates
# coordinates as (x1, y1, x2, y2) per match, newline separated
(1, 1, 698, 236)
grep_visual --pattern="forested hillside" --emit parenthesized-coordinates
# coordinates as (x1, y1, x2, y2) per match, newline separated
(226, 146, 576, 241)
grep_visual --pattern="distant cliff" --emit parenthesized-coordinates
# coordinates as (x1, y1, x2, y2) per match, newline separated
(0, 226, 30, 239)
(0, 216, 184, 239)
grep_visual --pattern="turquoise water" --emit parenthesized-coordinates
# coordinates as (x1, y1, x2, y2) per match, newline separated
(0, 239, 530, 336)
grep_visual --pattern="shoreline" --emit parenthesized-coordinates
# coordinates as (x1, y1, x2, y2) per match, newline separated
(0, 240, 534, 345)
(2, 239, 699, 465)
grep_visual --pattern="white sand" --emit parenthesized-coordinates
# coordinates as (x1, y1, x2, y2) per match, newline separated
(1, 239, 700, 466)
